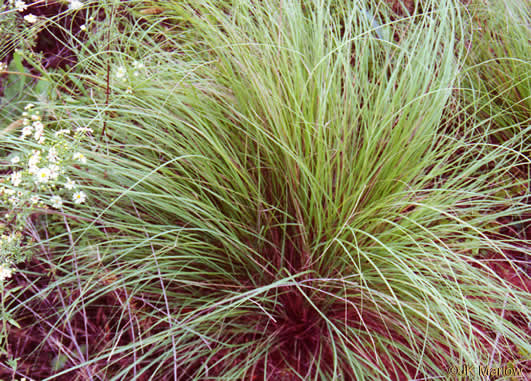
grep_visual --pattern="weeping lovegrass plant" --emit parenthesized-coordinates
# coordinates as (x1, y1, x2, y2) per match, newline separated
(1, 0, 529, 379)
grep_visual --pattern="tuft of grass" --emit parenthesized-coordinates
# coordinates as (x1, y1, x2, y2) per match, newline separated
(461, 0, 530, 144)
(1, 0, 529, 379)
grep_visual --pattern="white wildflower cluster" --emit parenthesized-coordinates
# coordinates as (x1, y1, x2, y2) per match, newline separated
(115, 60, 146, 94)
(0, 263, 13, 282)
(1, 103, 93, 278)
(1, 103, 90, 211)
(0, 62, 6, 73)
(9, 0, 28, 12)
(0, 232, 21, 283)
(7, 0, 83, 23)
(7, 0, 37, 23)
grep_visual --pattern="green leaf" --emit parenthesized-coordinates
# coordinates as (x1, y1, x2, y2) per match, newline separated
(6, 317, 20, 329)
(4, 51, 28, 100)
(51, 353, 68, 372)
(34, 78, 50, 96)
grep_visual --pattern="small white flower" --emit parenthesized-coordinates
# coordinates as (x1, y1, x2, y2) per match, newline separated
(21, 127, 32, 140)
(24, 103, 35, 110)
(35, 167, 51, 183)
(24, 14, 38, 23)
(75, 126, 93, 134)
(79, 24, 86, 31)
(38, 136, 46, 144)
(10, 156, 20, 165)
(5, 188, 15, 196)
(31, 114, 41, 121)
(47, 147, 59, 162)
(65, 178, 76, 190)
(73, 191, 87, 204)
(132, 61, 144, 69)
(69, 0, 83, 10)
(10, 171, 22, 187)
(23, 118, 30, 125)
(0, 62, 6, 72)
(29, 150, 41, 165)
(48, 165, 60, 180)
(0, 264, 13, 282)
(14, 0, 27, 12)
(115, 66, 126, 79)
(33, 120, 44, 131)
(31, 195, 39, 204)
(133, 71, 140, 77)
(125, 86, 133, 94)
(55, 129, 70, 136)
(50, 195, 63, 208)
(73, 152, 87, 164)
(34, 125, 44, 141)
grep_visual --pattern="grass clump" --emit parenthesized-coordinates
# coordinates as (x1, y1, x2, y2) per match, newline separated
(461, 0, 530, 144)
(0, 0, 529, 379)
